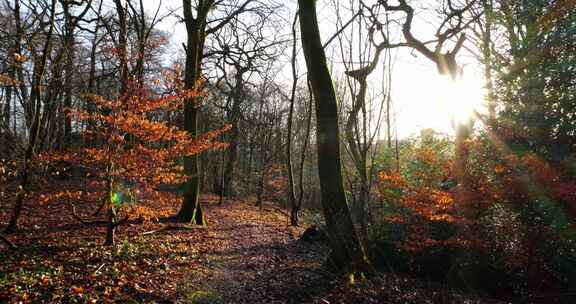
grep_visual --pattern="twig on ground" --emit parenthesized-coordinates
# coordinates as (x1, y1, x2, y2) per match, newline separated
(0, 233, 17, 250)
(93, 263, 106, 275)
(70, 202, 107, 225)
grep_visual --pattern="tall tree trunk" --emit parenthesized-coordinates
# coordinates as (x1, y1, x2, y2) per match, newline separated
(386, 96, 392, 149)
(296, 81, 313, 219)
(222, 67, 246, 197)
(6, 0, 57, 234)
(247, 136, 254, 185)
(86, 21, 100, 141)
(356, 162, 369, 240)
(298, 0, 372, 275)
(102, 0, 130, 245)
(1, 30, 16, 156)
(482, 0, 496, 121)
(287, 13, 298, 226)
(113, 0, 129, 94)
(12, 0, 28, 124)
(256, 126, 273, 210)
(177, 0, 214, 225)
(218, 134, 226, 206)
(62, 0, 75, 149)
(222, 124, 239, 196)
(85, 0, 103, 147)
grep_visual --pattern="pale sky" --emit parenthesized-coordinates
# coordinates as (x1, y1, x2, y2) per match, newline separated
(143, 0, 487, 139)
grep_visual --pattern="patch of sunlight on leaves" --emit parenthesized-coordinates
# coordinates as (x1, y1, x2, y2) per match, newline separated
(185, 289, 223, 304)
(113, 240, 141, 258)
(0, 265, 60, 298)
(348, 273, 355, 285)
(347, 272, 368, 285)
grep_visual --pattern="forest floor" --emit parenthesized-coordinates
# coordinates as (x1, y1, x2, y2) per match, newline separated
(1, 181, 508, 303)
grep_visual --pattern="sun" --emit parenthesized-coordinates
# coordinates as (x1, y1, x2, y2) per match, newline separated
(391, 67, 488, 137)
(436, 74, 487, 125)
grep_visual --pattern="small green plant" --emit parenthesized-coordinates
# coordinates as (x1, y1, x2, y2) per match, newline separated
(113, 240, 139, 258)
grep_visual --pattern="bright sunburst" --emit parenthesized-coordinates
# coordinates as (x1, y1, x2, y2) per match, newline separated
(436, 74, 487, 125)
(393, 68, 488, 137)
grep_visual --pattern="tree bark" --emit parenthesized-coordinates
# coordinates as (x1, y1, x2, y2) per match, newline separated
(297, 0, 373, 275)
(177, 0, 214, 225)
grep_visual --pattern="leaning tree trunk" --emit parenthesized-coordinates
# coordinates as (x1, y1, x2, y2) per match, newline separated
(298, 0, 373, 275)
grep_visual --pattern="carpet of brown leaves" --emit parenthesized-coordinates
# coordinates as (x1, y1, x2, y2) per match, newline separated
(0, 181, 330, 303)
(1, 180, 511, 303)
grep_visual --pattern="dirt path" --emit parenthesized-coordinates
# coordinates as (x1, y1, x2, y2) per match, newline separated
(178, 200, 328, 303)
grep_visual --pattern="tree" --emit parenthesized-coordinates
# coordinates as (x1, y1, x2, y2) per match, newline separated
(493, 0, 576, 161)
(47, 73, 229, 245)
(208, 8, 281, 198)
(365, 0, 479, 222)
(5, 0, 58, 233)
(178, 0, 256, 224)
(60, 0, 92, 149)
(287, 13, 299, 225)
(0, 0, 25, 157)
(298, 0, 373, 275)
(331, 0, 392, 238)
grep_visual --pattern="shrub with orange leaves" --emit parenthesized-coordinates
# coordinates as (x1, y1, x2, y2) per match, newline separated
(486, 151, 576, 291)
(377, 169, 456, 253)
(40, 71, 230, 244)
(376, 134, 457, 252)
(370, 131, 576, 295)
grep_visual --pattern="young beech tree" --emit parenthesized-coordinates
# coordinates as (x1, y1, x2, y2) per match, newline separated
(47, 74, 229, 245)
(298, 0, 373, 275)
